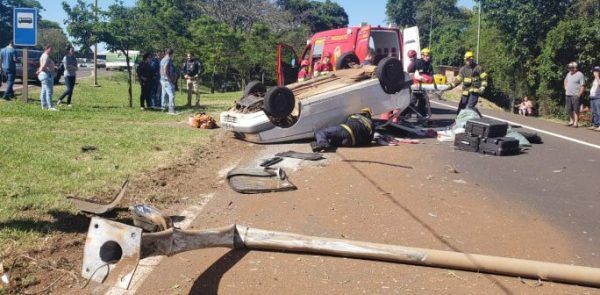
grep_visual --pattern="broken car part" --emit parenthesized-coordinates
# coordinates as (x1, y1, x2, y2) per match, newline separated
(274, 151, 324, 161)
(67, 177, 129, 214)
(259, 157, 283, 168)
(227, 168, 297, 194)
(130, 204, 173, 232)
(83, 217, 600, 290)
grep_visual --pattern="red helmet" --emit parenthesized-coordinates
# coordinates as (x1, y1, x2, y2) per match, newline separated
(407, 50, 417, 58)
(301, 60, 309, 66)
(323, 52, 332, 58)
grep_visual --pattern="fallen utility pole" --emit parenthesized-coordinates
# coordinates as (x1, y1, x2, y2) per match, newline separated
(83, 217, 600, 290)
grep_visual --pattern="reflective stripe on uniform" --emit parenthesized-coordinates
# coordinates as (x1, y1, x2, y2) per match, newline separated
(350, 115, 373, 134)
(462, 90, 470, 96)
(463, 78, 472, 83)
(340, 124, 356, 146)
(480, 72, 488, 79)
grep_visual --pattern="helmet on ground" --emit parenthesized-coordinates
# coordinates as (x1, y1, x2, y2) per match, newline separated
(421, 48, 431, 56)
(408, 50, 417, 58)
(360, 107, 372, 118)
(301, 60, 309, 67)
(464, 51, 474, 60)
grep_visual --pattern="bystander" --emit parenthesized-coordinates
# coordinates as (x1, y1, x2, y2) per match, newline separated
(160, 48, 177, 114)
(564, 62, 585, 128)
(36, 45, 57, 111)
(57, 45, 78, 106)
(589, 66, 600, 131)
(0, 41, 17, 101)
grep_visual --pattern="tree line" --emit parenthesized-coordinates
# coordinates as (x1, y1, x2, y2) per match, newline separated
(386, 0, 600, 116)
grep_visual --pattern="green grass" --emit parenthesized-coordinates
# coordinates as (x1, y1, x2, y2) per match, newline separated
(0, 73, 239, 248)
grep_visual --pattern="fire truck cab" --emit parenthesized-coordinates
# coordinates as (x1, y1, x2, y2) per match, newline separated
(278, 25, 403, 85)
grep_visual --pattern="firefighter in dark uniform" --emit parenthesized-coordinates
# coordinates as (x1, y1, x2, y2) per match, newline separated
(445, 51, 488, 114)
(311, 108, 374, 152)
(407, 48, 434, 117)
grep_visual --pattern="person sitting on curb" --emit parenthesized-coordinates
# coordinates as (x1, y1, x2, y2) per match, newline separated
(311, 108, 374, 152)
(518, 96, 534, 116)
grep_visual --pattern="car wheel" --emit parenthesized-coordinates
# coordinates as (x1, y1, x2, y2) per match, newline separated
(376, 57, 405, 94)
(244, 81, 266, 97)
(263, 86, 295, 119)
(336, 52, 360, 70)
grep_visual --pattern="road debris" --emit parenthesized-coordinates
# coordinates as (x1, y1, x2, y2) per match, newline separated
(259, 157, 283, 168)
(227, 168, 297, 194)
(130, 204, 172, 232)
(67, 177, 129, 214)
(81, 217, 600, 290)
(275, 151, 324, 161)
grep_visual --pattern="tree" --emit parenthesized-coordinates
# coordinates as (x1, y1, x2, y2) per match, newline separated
(188, 16, 242, 93)
(62, 0, 97, 56)
(38, 20, 70, 61)
(415, 0, 461, 48)
(96, 2, 143, 107)
(277, 0, 348, 33)
(386, 0, 416, 28)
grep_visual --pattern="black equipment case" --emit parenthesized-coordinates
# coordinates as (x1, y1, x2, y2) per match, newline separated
(465, 118, 508, 138)
(479, 137, 520, 156)
(454, 132, 480, 152)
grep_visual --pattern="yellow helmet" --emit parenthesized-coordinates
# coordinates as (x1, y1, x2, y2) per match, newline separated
(421, 48, 431, 56)
(464, 51, 475, 60)
(360, 107, 372, 117)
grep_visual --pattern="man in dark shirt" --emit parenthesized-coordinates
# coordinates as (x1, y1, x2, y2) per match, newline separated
(0, 41, 17, 100)
(137, 53, 153, 109)
(181, 52, 203, 107)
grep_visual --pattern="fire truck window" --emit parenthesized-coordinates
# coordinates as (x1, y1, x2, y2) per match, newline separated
(312, 42, 324, 58)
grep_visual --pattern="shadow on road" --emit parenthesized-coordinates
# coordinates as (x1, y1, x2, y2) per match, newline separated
(189, 249, 250, 295)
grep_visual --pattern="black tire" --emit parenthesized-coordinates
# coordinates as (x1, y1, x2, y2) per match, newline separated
(244, 80, 266, 97)
(263, 86, 295, 118)
(336, 52, 360, 70)
(376, 57, 405, 94)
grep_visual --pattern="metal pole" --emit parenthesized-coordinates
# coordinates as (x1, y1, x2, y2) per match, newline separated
(428, 9, 433, 49)
(476, 0, 481, 63)
(22, 48, 28, 102)
(92, 0, 99, 87)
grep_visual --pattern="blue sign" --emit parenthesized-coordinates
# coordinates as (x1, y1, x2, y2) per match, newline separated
(13, 8, 37, 46)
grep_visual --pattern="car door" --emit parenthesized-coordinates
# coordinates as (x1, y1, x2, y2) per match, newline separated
(277, 44, 299, 86)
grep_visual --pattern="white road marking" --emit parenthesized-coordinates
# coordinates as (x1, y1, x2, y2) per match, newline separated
(430, 100, 600, 150)
(104, 193, 217, 295)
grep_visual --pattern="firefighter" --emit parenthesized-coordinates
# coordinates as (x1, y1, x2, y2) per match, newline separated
(311, 108, 375, 152)
(314, 52, 333, 77)
(445, 51, 488, 114)
(408, 48, 434, 83)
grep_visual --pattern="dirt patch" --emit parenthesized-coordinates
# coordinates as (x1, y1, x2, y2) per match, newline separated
(1, 131, 257, 294)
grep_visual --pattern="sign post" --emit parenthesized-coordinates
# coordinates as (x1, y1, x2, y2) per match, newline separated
(13, 7, 38, 102)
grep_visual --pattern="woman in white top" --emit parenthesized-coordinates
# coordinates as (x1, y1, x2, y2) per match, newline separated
(36, 45, 57, 111)
(589, 66, 600, 131)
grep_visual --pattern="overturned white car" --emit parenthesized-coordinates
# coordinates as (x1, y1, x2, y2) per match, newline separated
(220, 25, 414, 143)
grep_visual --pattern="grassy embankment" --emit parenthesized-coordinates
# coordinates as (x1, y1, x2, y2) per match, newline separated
(0, 73, 239, 249)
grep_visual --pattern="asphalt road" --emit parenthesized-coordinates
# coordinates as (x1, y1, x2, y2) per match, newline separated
(126, 103, 600, 294)
(429, 100, 600, 264)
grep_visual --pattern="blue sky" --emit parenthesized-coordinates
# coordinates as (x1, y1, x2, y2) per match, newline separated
(43, 0, 475, 29)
